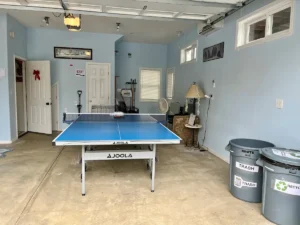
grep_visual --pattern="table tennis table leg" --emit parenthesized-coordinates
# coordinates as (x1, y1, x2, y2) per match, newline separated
(81, 145, 86, 196)
(151, 144, 156, 192)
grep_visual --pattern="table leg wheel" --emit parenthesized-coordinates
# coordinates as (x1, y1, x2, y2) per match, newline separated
(82, 194, 86, 196)
(151, 190, 154, 193)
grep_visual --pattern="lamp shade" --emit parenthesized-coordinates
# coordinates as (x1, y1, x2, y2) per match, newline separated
(185, 82, 204, 99)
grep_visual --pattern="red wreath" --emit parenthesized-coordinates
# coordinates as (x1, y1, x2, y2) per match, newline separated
(33, 70, 40, 81)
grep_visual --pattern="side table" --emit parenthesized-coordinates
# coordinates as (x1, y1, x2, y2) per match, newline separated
(185, 124, 202, 147)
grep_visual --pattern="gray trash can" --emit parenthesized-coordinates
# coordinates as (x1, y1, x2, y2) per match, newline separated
(226, 139, 275, 203)
(256, 148, 300, 225)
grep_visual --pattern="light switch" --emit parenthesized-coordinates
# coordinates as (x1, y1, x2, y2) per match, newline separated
(212, 80, 216, 88)
(276, 99, 284, 109)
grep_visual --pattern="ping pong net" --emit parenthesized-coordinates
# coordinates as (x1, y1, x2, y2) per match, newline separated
(63, 113, 167, 124)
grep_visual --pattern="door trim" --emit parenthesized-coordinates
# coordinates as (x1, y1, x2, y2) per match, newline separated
(51, 82, 60, 131)
(85, 62, 111, 112)
(14, 55, 27, 140)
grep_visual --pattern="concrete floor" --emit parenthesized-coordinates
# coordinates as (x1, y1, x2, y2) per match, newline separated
(0, 133, 272, 225)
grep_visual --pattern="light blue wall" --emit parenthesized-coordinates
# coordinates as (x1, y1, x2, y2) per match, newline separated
(0, 13, 10, 141)
(27, 28, 122, 129)
(115, 41, 168, 113)
(168, 0, 300, 161)
(7, 14, 27, 140)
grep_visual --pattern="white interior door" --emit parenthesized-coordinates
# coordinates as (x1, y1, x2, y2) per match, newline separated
(26, 61, 52, 134)
(87, 63, 110, 112)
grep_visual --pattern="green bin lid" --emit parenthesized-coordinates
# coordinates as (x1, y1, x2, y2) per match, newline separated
(261, 148, 300, 167)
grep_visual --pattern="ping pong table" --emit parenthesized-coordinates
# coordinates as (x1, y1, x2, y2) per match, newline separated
(53, 113, 181, 196)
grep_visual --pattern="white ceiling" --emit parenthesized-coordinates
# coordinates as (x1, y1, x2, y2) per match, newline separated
(0, 0, 245, 43)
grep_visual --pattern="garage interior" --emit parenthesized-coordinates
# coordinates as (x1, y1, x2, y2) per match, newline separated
(0, 0, 299, 224)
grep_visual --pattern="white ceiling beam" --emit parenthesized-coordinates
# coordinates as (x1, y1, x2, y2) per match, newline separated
(16, 0, 28, 5)
(133, 0, 237, 9)
(67, 9, 188, 22)
(0, 4, 199, 22)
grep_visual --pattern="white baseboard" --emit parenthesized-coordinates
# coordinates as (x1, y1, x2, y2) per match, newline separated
(201, 145, 230, 164)
(0, 140, 13, 144)
(0, 136, 18, 145)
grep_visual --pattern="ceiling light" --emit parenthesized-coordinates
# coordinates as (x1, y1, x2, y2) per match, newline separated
(64, 14, 81, 32)
(43, 16, 50, 26)
(116, 23, 120, 32)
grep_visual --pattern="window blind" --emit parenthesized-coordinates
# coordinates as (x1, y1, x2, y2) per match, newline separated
(166, 71, 174, 99)
(140, 69, 161, 101)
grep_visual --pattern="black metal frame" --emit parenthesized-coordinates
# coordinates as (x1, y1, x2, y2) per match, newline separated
(54, 47, 93, 60)
(203, 42, 224, 62)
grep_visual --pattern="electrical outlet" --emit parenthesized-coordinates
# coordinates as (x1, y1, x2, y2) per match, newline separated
(276, 99, 284, 109)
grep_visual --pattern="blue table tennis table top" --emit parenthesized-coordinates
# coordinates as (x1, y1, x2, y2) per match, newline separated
(53, 115, 181, 146)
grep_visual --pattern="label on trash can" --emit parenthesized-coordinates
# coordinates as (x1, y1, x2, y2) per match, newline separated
(236, 162, 259, 173)
(274, 179, 300, 196)
(234, 175, 257, 188)
(272, 149, 300, 159)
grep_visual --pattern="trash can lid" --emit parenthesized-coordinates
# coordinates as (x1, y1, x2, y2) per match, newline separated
(229, 139, 275, 150)
(261, 148, 300, 167)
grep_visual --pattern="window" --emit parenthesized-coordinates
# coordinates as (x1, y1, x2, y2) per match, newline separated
(166, 69, 174, 99)
(140, 68, 161, 102)
(181, 41, 197, 64)
(236, 0, 294, 49)
(248, 19, 266, 42)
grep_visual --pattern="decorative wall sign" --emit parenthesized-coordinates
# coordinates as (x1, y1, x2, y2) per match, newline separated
(54, 47, 92, 60)
(75, 69, 85, 77)
(203, 42, 224, 62)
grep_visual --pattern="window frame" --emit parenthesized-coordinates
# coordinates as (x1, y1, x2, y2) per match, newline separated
(245, 16, 267, 44)
(180, 41, 198, 64)
(139, 67, 162, 102)
(166, 68, 175, 100)
(236, 0, 294, 50)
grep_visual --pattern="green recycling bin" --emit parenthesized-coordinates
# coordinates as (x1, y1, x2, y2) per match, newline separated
(257, 148, 300, 225)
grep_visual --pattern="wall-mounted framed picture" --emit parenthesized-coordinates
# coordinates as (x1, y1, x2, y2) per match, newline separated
(54, 47, 93, 60)
(203, 42, 224, 62)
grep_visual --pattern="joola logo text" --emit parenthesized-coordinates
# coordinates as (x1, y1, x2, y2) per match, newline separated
(107, 153, 133, 159)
